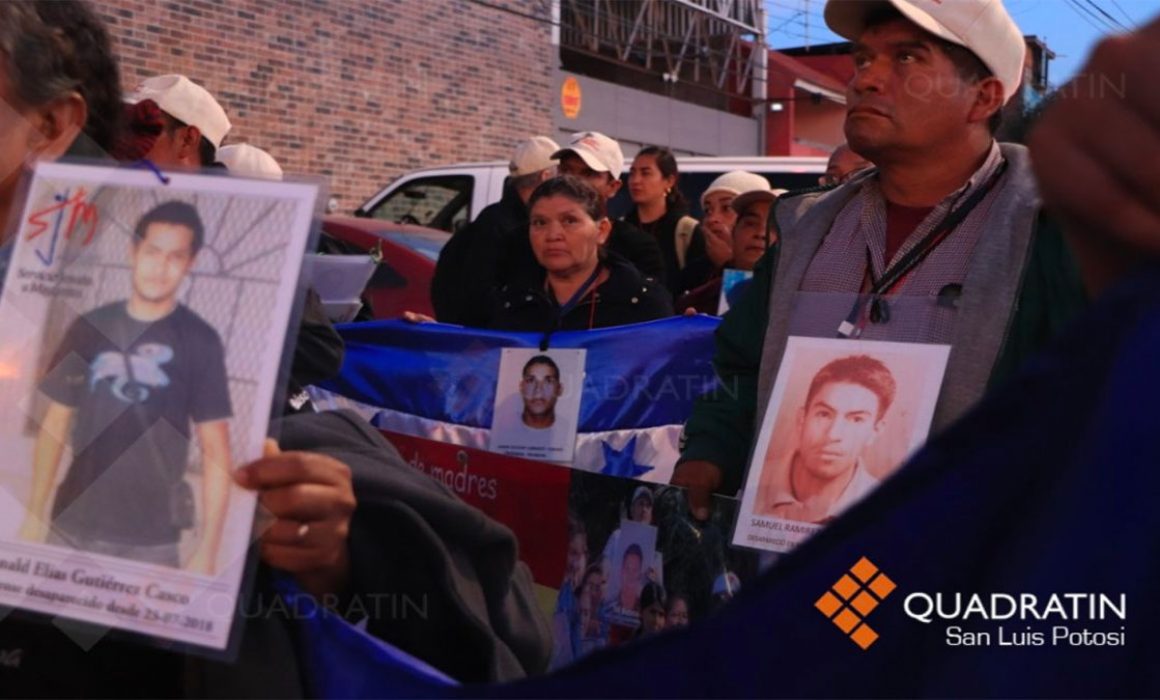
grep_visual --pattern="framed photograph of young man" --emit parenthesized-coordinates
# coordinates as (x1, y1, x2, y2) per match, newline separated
(489, 348, 586, 463)
(733, 337, 950, 553)
(0, 161, 319, 652)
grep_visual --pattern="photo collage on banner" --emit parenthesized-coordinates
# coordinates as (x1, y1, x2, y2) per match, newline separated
(733, 337, 951, 553)
(0, 162, 318, 653)
(549, 471, 764, 670)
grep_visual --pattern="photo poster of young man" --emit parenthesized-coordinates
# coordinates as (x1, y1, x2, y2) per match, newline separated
(733, 337, 951, 553)
(0, 161, 320, 652)
(489, 347, 586, 464)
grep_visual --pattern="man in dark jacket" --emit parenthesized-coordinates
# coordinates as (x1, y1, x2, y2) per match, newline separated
(431, 136, 558, 325)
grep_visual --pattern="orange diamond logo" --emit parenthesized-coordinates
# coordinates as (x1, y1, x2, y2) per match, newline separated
(815, 591, 843, 618)
(832, 574, 860, 600)
(818, 558, 895, 650)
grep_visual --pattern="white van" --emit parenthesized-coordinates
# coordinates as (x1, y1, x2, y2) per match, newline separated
(353, 156, 828, 233)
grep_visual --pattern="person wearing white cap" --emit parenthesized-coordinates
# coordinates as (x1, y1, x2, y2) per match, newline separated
(674, 0, 1088, 519)
(216, 143, 283, 180)
(676, 181, 787, 315)
(127, 74, 231, 169)
(728, 185, 789, 273)
(431, 135, 558, 325)
(554, 132, 666, 284)
(699, 171, 772, 250)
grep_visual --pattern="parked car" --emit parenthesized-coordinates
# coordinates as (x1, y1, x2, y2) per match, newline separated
(320, 216, 448, 320)
(354, 156, 829, 232)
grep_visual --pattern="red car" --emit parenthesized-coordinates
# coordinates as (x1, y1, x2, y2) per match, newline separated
(320, 216, 448, 320)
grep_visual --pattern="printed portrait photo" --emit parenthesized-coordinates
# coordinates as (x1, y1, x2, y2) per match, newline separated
(489, 347, 586, 463)
(0, 162, 318, 650)
(734, 337, 950, 553)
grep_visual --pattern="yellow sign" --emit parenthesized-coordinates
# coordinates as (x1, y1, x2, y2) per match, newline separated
(561, 77, 582, 119)
(815, 557, 897, 650)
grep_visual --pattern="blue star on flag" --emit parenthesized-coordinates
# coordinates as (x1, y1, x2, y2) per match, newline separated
(599, 436, 654, 478)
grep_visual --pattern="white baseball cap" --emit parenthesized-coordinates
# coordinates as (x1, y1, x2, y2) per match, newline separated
(216, 144, 283, 180)
(701, 171, 772, 207)
(552, 131, 625, 175)
(509, 136, 560, 177)
(823, 0, 1026, 103)
(731, 187, 789, 214)
(127, 74, 232, 148)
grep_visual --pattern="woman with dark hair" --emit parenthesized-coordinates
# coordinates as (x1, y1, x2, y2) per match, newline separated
(487, 175, 672, 332)
(624, 146, 729, 298)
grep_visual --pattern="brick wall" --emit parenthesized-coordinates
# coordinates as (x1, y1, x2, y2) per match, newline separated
(98, 0, 554, 210)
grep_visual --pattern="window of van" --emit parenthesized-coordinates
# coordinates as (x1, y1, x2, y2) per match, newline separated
(368, 175, 473, 232)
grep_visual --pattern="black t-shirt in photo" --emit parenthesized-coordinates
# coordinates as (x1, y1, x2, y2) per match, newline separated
(39, 302, 232, 545)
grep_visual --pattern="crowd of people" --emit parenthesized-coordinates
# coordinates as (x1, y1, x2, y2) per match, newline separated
(1, 0, 1159, 695)
(428, 127, 846, 330)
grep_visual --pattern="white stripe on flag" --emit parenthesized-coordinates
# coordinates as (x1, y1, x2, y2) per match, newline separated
(308, 387, 679, 482)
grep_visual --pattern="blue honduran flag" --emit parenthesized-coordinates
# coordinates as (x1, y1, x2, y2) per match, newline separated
(312, 315, 722, 482)
(296, 269, 1160, 697)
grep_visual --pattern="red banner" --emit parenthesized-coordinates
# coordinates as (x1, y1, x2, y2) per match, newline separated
(382, 431, 573, 587)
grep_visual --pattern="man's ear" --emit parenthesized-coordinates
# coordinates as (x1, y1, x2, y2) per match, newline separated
(968, 76, 1005, 128)
(178, 124, 204, 164)
(26, 92, 87, 161)
(555, 381, 564, 398)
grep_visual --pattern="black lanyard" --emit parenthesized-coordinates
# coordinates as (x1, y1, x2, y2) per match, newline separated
(540, 264, 603, 350)
(836, 159, 1008, 339)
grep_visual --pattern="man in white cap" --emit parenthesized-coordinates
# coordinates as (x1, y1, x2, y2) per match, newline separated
(674, 0, 1088, 517)
(554, 132, 665, 284)
(677, 175, 783, 314)
(431, 136, 558, 325)
(698, 170, 772, 256)
(127, 74, 231, 168)
(216, 143, 283, 180)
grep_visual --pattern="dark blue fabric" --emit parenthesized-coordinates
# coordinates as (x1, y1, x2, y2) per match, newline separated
(274, 576, 458, 698)
(319, 316, 721, 432)
(303, 267, 1160, 698)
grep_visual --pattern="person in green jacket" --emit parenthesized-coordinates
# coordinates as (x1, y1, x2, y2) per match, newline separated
(672, 0, 1089, 517)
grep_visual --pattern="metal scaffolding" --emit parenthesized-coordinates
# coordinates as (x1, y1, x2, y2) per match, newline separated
(559, 0, 766, 101)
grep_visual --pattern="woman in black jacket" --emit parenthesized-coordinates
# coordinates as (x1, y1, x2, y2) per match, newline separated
(488, 176, 672, 333)
(623, 146, 730, 297)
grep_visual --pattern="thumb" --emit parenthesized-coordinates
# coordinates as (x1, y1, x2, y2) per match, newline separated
(263, 438, 281, 458)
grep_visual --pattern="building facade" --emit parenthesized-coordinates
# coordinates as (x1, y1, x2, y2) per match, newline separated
(98, 0, 555, 210)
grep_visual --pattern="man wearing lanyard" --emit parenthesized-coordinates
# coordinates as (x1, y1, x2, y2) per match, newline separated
(673, 0, 1089, 517)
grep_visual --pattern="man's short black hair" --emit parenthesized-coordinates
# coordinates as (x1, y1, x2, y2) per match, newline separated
(522, 354, 560, 380)
(134, 200, 205, 255)
(805, 354, 897, 422)
(863, 5, 1004, 134)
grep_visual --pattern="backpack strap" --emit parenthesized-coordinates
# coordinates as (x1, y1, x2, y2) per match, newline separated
(674, 215, 699, 270)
